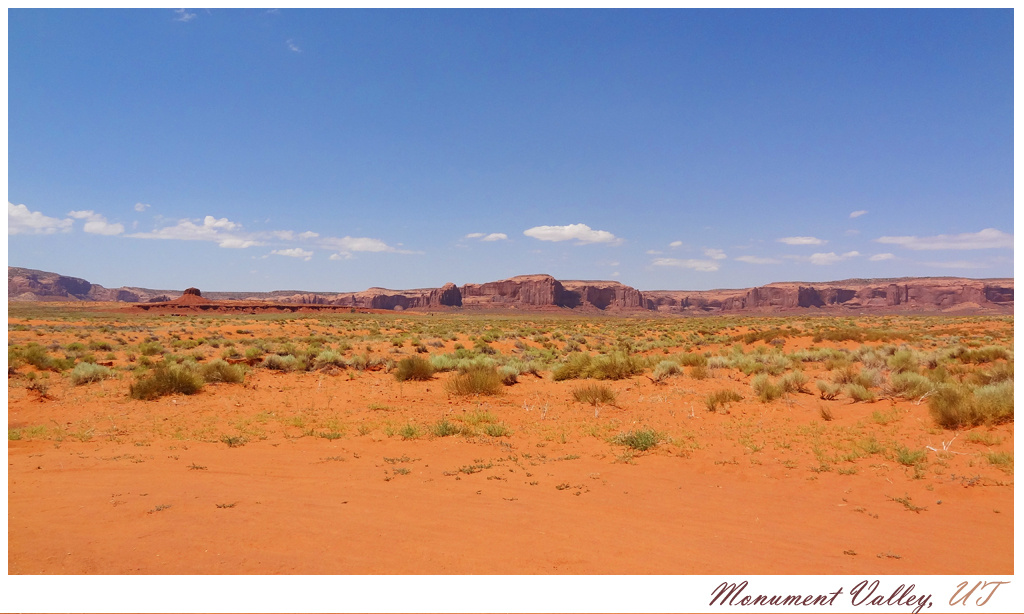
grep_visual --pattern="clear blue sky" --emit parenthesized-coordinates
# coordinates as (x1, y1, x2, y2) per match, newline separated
(8, 9, 1013, 292)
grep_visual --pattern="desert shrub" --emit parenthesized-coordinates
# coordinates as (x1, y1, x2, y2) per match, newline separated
(887, 349, 919, 374)
(552, 352, 644, 381)
(199, 359, 246, 384)
(853, 368, 884, 389)
(261, 354, 301, 372)
(69, 362, 113, 385)
(244, 346, 265, 360)
(705, 389, 743, 412)
(22, 343, 72, 372)
(677, 352, 708, 367)
(497, 365, 519, 385)
(572, 384, 617, 406)
(612, 428, 662, 451)
(957, 346, 1011, 364)
(689, 364, 709, 380)
(928, 381, 1014, 429)
(652, 360, 681, 381)
(816, 380, 841, 400)
(445, 365, 502, 396)
(129, 364, 204, 400)
(845, 384, 875, 403)
(313, 350, 347, 370)
(348, 354, 368, 370)
(779, 371, 808, 394)
(969, 362, 1014, 386)
(429, 354, 459, 372)
(399, 423, 422, 440)
(751, 374, 783, 403)
(138, 341, 164, 357)
(887, 372, 933, 399)
(391, 354, 432, 378)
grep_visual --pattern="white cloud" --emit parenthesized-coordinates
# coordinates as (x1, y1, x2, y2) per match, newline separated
(127, 215, 256, 247)
(704, 248, 727, 260)
(734, 255, 781, 265)
(8, 203, 73, 235)
(646, 249, 663, 255)
(465, 232, 508, 242)
(778, 236, 827, 246)
(271, 248, 313, 261)
(875, 228, 1013, 250)
(173, 8, 196, 22)
(523, 223, 621, 245)
(809, 251, 860, 266)
(68, 210, 124, 236)
(849, 210, 868, 219)
(669, 240, 683, 248)
(134, 202, 151, 212)
(321, 236, 395, 253)
(651, 257, 720, 272)
(921, 260, 989, 269)
(286, 39, 301, 53)
(298, 231, 319, 240)
(869, 253, 895, 262)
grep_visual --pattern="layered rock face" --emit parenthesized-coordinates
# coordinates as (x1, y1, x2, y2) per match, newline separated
(8, 266, 1013, 314)
(645, 278, 1014, 313)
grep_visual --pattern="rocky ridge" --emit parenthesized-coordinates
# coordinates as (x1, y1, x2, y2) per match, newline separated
(7, 267, 1013, 314)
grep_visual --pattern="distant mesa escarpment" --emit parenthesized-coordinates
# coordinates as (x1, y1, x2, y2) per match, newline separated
(7, 266, 1013, 315)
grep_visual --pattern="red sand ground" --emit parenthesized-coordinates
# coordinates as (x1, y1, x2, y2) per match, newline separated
(7, 310, 1014, 574)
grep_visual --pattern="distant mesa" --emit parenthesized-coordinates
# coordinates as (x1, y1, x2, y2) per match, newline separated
(6, 266, 1014, 315)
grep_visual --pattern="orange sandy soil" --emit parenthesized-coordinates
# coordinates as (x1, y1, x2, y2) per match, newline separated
(7, 306, 1013, 574)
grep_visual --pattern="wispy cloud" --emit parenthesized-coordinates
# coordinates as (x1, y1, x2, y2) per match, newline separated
(734, 255, 781, 265)
(173, 8, 196, 22)
(286, 39, 301, 53)
(778, 236, 827, 246)
(523, 223, 622, 245)
(127, 215, 256, 248)
(869, 253, 895, 261)
(849, 210, 868, 219)
(134, 202, 151, 212)
(465, 232, 508, 242)
(704, 248, 727, 260)
(68, 210, 124, 236)
(809, 251, 860, 266)
(8, 203, 73, 235)
(669, 240, 683, 248)
(651, 257, 720, 272)
(875, 228, 1013, 250)
(271, 248, 313, 261)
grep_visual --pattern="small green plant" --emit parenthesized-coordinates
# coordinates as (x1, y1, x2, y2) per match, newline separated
(751, 374, 783, 402)
(893, 445, 927, 467)
(199, 360, 246, 384)
(816, 380, 841, 400)
(399, 423, 422, 440)
(652, 360, 681, 381)
(846, 384, 875, 403)
(261, 354, 301, 372)
(431, 418, 461, 437)
(612, 428, 662, 451)
(483, 423, 510, 437)
(221, 435, 248, 447)
(572, 384, 617, 406)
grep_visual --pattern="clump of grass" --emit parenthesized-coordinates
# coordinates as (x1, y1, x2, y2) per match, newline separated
(688, 364, 709, 380)
(552, 352, 644, 381)
(887, 372, 933, 399)
(394, 356, 435, 381)
(986, 451, 1013, 472)
(887, 349, 919, 373)
(612, 428, 662, 451)
(199, 359, 246, 384)
(819, 405, 835, 421)
(751, 374, 783, 403)
(129, 364, 204, 400)
(313, 350, 347, 370)
(705, 389, 743, 413)
(445, 365, 503, 396)
(572, 383, 617, 406)
(69, 362, 114, 385)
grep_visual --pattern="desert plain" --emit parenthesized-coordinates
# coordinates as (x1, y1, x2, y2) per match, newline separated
(7, 302, 1013, 574)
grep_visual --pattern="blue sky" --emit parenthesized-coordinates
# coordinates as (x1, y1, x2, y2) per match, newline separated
(7, 9, 1013, 292)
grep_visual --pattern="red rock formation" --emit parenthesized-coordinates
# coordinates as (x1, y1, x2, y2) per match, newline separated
(460, 274, 565, 308)
(560, 280, 645, 310)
